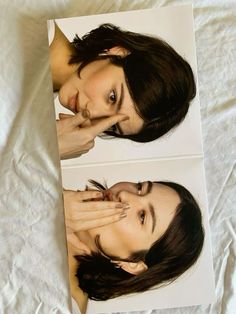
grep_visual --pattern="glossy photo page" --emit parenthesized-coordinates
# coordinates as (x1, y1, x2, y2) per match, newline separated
(47, 5, 215, 314)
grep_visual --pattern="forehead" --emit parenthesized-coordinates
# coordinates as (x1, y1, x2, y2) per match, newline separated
(148, 183, 180, 239)
(150, 183, 180, 208)
(77, 59, 144, 135)
(118, 81, 144, 135)
(102, 63, 144, 135)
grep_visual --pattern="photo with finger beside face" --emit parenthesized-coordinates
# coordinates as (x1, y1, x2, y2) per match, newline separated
(77, 180, 179, 262)
(62, 158, 214, 314)
(51, 6, 203, 166)
(58, 58, 144, 135)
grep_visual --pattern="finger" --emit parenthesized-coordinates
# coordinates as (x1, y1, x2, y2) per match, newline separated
(80, 118, 92, 128)
(59, 113, 75, 120)
(69, 206, 128, 220)
(71, 111, 90, 127)
(69, 211, 127, 231)
(71, 190, 104, 201)
(89, 114, 128, 137)
(72, 200, 130, 211)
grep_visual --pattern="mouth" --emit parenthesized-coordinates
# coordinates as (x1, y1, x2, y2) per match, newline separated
(86, 189, 114, 202)
(68, 92, 79, 113)
(102, 190, 114, 201)
(91, 190, 113, 201)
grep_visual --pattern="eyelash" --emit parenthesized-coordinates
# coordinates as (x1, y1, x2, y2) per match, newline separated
(109, 89, 117, 104)
(139, 210, 146, 225)
(137, 182, 142, 195)
(108, 124, 118, 133)
(136, 183, 146, 225)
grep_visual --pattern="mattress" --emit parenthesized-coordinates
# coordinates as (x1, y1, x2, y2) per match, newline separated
(0, 0, 235, 313)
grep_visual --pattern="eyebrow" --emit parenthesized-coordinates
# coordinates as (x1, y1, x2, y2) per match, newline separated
(145, 182, 156, 234)
(116, 83, 124, 135)
(146, 181, 152, 194)
(149, 203, 156, 234)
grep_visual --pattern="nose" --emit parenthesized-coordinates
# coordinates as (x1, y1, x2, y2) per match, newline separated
(85, 100, 117, 120)
(116, 190, 134, 203)
(116, 191, 141, 220)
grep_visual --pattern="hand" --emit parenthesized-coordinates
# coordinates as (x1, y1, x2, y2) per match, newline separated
(63, 190, 129, 234)
(56, 111, 128, 160)
(66, 232, 92, 256)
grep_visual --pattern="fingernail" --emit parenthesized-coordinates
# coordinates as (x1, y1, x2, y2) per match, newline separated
(116, 203, 124, 208)
(82, 109, 90, 119)
(123, 207, 130, 211)
(96, 192, 103, 197)
(120, 212, 127, 218)
(122, 202, 130, 209)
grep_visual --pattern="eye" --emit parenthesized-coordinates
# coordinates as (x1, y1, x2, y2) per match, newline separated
(137, 182, 142, 195)
(108, 90, 117, 104)
(107, 124, 118, 134)
(139, 210, 146, 225)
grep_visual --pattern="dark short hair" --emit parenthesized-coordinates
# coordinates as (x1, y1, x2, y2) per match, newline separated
(75, 181, 204, 300)
(69, 23, 196, 142)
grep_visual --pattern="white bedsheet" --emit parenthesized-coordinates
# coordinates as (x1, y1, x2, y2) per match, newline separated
(0, 0, 235, 314)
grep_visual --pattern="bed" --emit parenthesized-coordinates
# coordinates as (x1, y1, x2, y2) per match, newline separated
(0, 0, 235, 314)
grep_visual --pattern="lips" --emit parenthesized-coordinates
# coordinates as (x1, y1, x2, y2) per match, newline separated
(102, 190, 114, 201)
(95, 190, 113, 201)
(85, 190, 114, 202)
(68, 92, 79, 113)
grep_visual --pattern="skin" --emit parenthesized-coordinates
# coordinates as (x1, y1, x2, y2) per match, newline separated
(58, 59, 144, 135)
(77, 181, 180, 271)
(57, 111, 128, 159)
(49, 23, 144, 159)
(64, 190, 129, 314)
(64, 182, 180, 311)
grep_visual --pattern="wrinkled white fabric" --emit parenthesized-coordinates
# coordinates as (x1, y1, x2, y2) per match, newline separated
(0, 0, 235, 314)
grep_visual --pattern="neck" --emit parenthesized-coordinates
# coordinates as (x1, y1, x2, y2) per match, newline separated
(49, 22, 79, 91)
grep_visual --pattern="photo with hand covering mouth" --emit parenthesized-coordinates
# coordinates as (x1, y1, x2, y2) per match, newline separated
(49, 21, 196, 160)
(64, 179, 204, 314)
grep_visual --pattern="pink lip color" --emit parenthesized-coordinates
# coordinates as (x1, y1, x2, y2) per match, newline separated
(68, 92, 79, 113)
(103, 190, 113, 201)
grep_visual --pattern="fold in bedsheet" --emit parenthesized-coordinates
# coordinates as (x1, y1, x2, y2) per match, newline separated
(0, 0, 235, 313)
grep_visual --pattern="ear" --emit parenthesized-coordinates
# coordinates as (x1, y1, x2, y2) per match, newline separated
(100, 46, 130, 57)
(113, 260, 148, 275)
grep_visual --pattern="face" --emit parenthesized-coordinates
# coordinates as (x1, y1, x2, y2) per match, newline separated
(58, 59, 144, 135)
(85, 181, 180, 260)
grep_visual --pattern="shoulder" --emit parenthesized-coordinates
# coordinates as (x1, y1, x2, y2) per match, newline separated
(71, 297, 82, 314)
(48, 20, 70, 47)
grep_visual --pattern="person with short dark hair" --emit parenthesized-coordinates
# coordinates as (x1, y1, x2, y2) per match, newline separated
(64, 180, 204, 313)
(49, 23, 196, 159)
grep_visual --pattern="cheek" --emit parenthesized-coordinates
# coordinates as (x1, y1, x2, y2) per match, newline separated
(83, 72, 107, 99)
(99, 219, 140, 256)
(60, 77, 79, 98)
